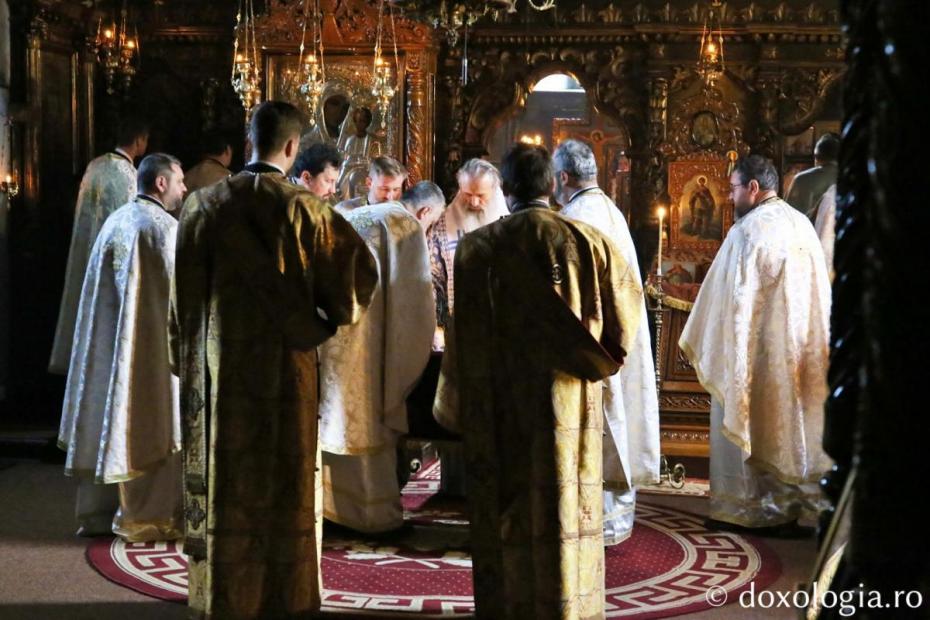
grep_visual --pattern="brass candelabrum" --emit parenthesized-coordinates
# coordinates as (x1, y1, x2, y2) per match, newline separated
(652, 271, 665, 407)
(371, 0, 399, 130)
(650, 244, 689, 488)
(297, 0, 326, 126)
(696, 0, 726, 88)
(659, 455, 686, 489)
(232, 53, 261, 113)
(93, 1, 139, 96)
(371, 55, 395, 125)
(300, 54, 325, 126)
(231, 0, 261, 114)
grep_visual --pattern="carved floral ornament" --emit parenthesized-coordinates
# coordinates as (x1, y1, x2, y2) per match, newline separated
(662, 62, 844, 141)
(777, 66, 844, 134)
(493, 0, 840, 26)
(253, 0, 434, 48)
(665, 85, 747, 160)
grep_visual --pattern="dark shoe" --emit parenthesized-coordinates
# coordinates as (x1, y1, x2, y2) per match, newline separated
(322, 518, 356, 539)
(76, 525, 114, 537)
(703, 518, 746, 533)
(323, 518, 414, 541)
(755, 520, 815, 539)
(373, 522, 415, 541)
(703, 518, 814, 539)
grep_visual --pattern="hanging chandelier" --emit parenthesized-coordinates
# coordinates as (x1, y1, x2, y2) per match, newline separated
(393, 0, 556, 43)
(231, 0, 262, 113)
(390, 0, 555, 88)
(298, 0, 326, 125)
(371, 0, 400, 129)
(696, 0, 726, 87)
(430, 2, 480, 47)
(93, 0, 140, 96)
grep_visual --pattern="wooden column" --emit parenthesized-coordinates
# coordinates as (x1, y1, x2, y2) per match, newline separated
(404, 49, 436, 184)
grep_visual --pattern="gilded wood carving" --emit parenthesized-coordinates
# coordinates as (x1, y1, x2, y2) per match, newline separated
(252, 0, 438, 183)
(267, 54, 404, 163)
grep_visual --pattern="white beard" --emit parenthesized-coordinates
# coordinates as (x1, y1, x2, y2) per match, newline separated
(443, 185, 510, 239)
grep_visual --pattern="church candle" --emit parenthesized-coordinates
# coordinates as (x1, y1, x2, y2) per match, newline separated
(656, 206, 666, 276)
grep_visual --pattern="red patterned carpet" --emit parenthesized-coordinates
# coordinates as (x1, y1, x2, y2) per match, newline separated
(86, 460, 781, 618)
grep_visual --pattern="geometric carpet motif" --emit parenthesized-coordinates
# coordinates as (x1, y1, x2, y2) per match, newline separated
(640, 479, 710, 498)
(86, 460, 781, 618)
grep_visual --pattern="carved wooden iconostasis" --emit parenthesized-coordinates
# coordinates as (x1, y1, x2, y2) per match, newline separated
(642, 71, 749, 458)
(253, 0, 438, 186)
(4, 0, 843, 435)
(482, 74, 632, 220)
(431, 0, 844, 457)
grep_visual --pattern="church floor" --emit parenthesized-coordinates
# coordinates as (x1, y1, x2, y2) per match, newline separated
(0, 459, 817, 619)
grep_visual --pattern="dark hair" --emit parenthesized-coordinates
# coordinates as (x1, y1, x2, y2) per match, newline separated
(294, 143, 343, 176)
(137, 153, 181, 193)
(733, 154, 779, 192)
(116, 113, 150, 146)
(500, 143, 554, 203)
(814, 132, 840, 162)
(249, 101, 304, 158)
(401, 181, 445, 210)
(202, 129, 234, 157)
(353, 107, 373, 126)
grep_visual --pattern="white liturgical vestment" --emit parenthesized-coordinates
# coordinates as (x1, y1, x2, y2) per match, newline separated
(813, 184, 837, 282)
(319, 203, 435, 533)
(561, 187, 661, 544)
(50, 151, 136, 374)
(680, 197, 832, 527)
(58, 196, 182, 541)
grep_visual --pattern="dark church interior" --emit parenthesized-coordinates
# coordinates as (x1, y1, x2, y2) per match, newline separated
(0, 0, 927, 618)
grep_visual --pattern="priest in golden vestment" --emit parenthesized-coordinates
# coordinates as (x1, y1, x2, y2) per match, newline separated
(183, 130, 233, 194)
(435, 144, 642, 620)
(169, 101, 378, 619)
(680, 155, 831, 533)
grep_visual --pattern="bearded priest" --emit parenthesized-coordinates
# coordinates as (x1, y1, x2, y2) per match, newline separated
(680, 154, 832, 535)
